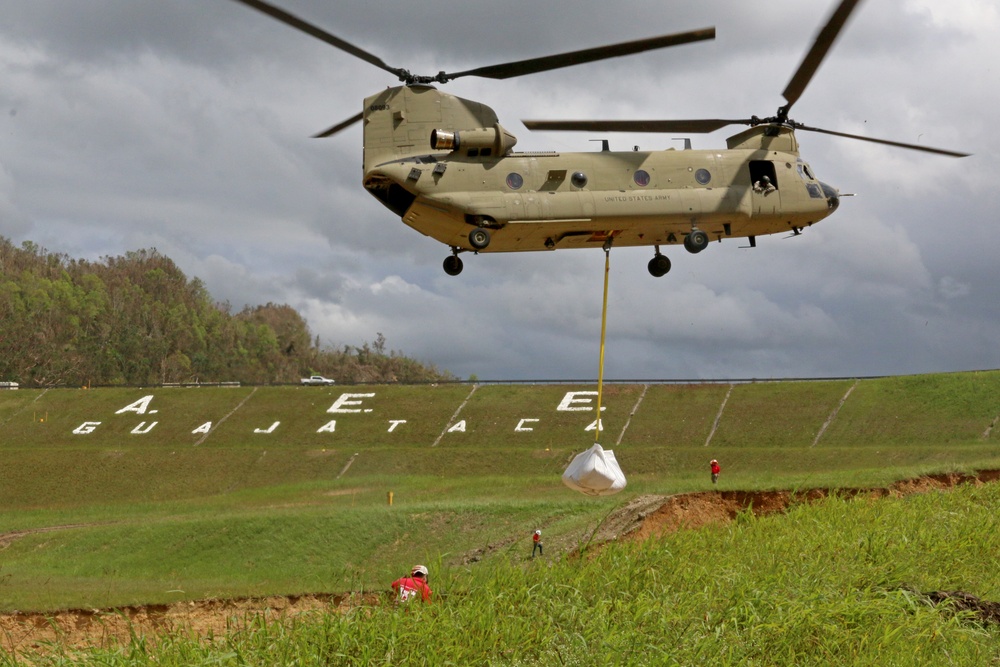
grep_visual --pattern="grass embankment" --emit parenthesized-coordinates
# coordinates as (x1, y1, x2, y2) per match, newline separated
(0, 372, 998, 618)
(8, 483, 1000, 665)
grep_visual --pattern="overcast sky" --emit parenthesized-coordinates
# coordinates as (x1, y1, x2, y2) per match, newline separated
(1, 0, 997, 381)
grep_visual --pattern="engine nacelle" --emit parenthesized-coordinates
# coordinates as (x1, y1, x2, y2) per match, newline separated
(430, 123, 518, 155)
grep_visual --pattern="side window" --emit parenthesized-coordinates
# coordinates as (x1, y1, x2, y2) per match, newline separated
(749, 161, 778, 190)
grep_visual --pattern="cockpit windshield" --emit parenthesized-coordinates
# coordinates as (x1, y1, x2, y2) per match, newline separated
(797, 160, 816, 181)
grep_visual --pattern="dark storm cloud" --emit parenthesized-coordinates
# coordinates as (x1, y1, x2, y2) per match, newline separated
(1, 0, 997, 380)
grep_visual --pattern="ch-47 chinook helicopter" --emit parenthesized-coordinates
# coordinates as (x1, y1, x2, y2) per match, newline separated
(229, 0, 967, 277)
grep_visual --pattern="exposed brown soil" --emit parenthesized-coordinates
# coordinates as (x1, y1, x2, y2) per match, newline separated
(3, 469, 1000, 652)
(585, 469, 1000, 546)
(917, 589, 1000, 625)
(0, 593, 383, 654)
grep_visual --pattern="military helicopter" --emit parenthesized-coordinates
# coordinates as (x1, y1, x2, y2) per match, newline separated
(229, 0, 967, 277)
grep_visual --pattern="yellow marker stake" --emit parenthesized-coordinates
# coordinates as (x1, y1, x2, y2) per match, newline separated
(594, 243, 612, 443)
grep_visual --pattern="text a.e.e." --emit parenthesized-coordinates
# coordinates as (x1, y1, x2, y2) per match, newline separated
(70, 391, 609, 437)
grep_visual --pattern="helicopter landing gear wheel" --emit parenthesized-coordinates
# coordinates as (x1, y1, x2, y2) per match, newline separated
(469, 227, 491, 250)
(443, 254, 464, 276)
(684, 229, 709, 254)
(648, 253, 671, 277)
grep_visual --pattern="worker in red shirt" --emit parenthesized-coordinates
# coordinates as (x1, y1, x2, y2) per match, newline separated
(391, 564, 432, 602)
(532, 529, 543, 557)
(710, 459, 721, 485)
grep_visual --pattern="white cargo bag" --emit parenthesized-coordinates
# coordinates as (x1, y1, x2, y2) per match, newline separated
(562, 443, 627, 496)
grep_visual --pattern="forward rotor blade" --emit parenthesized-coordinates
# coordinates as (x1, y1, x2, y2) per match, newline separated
(228, 0, 402, 78)
(522, 118, 748, 133)
(781, 0, 864, 113)
(795, 124, 970, 157)
(445, 28, 715, 81)
(312, 111, 364, 139)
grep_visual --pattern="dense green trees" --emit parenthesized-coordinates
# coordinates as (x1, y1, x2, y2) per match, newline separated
(0, 238, 454, 387)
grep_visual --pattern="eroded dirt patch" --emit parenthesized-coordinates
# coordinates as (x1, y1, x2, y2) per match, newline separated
(0, 593, 381, 654)
(585, 469, 995, 546)
(918, 589, 1000, 625)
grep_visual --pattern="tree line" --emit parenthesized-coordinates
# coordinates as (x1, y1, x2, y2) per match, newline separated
(0, 237, 455, 387)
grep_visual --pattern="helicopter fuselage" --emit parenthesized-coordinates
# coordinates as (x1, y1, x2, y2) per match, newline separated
(366, 143, 838, 253)
(360, 86, 838, 270)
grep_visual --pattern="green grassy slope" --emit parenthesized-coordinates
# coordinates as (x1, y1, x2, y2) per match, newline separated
(10, 483, 1000, 665)
(0, 371, 998, 612)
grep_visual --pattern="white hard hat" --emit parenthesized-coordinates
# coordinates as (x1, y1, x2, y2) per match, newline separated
(710, 459, 718, 464)
(534, 529, 541, 535)
(411, 564, 428, 577)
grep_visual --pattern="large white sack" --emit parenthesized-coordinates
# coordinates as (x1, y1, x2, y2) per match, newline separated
(562, 443, 627, 496)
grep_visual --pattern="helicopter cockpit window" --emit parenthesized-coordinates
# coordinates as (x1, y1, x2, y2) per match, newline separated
(633, 170, 650, 187)
(797, 162, 816, 181)
(506, 173, 524, 190)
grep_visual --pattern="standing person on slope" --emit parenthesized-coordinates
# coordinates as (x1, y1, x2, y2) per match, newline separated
(532, 529, 543, 557)
(710, 459, 721, 485)
(391, 564, 432, 602)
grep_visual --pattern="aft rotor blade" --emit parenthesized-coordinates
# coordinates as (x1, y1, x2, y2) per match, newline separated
(445, 28, 715, 81)
(228, 0, 403, 78)
(781, 0, 864, 113)
(796, 124, 970, 157)
(313, 111, 364, 139)
(523, 118, 748, 133)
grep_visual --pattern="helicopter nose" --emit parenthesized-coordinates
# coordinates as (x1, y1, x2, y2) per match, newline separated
(819, 181, 839, 211)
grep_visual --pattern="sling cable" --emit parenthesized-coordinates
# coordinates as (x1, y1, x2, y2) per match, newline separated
(561, 237, 627, 495)
(593, 238, 612, 445)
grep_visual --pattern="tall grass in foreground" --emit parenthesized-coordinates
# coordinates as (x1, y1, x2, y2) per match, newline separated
(8, 483, 1000, 665)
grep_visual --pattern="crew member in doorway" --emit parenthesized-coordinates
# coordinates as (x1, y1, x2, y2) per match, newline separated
(532, 529, 543, 557)
(710, 459, 721, 485)
(391, 564, 432, 602)
(753, 175, 776, 194)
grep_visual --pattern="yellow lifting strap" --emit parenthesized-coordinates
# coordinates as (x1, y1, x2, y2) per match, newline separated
(594, 242, 612, 444)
